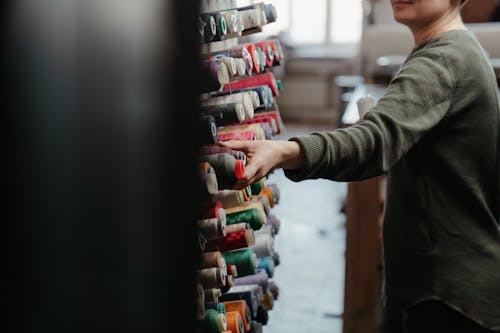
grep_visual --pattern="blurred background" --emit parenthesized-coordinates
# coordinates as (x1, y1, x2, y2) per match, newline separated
(1, 1, 499, 332)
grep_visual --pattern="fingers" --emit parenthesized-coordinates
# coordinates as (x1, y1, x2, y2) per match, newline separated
(217, 140, 255, 154)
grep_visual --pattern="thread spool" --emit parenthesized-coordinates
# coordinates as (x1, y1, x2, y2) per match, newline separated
(221, 273, 234, 294)
(214, 190, 245, 209)
(199, 163, 218, 199)
(256, 305, 268, 325)
(242, 186, 252, 201)
(213, 55, 237, 77)
(234, 58, 247, 77)
(205, 288, 222, 303)
(205, 301, 226, 314)
(258, 187, 274, 208)
(241, 117, 277, 138)
(222, 300, 251, 331)
(267, 279, 279, 300)
(202, 14, 217, 42)
(226, 311, 245, 333)
(200, 200, 226, 220)
(219, 285, 261, 320)
(199, 153, 245, 190)
(254, 111, 283, 135)
(246, 44, 261, 73)
(200, 251, 226, 269)
(204, 308, 227, 332)
(224, 72, 279, 97)
(217, 86, 272, 111)
(218, 124, 265, 140)
(249, 321, 263, 333)
(199, 267, 227, 289)
(263, 4, 277, 23)
(249, 196, 271, 216)
(218, 229, 256, 252)
(251, 233, 273, 258)
(262, 290, 274, 310)
(225, 222, 249, 234)
(234, 269, 269, 292)
(200, 146, 247, 165)
(240, 9, 261, 30)
(197, 217, 226, 240)
(266, 183, 280, 204)
(228, 45, 253, 76)
(213, 13, 228, 41)
(198, 231, 208, 252)
(211, 90, 259, 118)
(220, 10, 239, 35)
(201, 92, 254, 121)
(226, 208, 263, 231)
(201, 103, 246, 126)
(217, 130, 255, 142)
(197, 283, 205, 320)
(272, 251, 280, 266)
(250, 178, 265, 195)
(227, 264, 238, 278)
(222, 247, 257, 277)
(257, 256, 275, 278)
(256, 46, 266, 72)
(199, 114, 218, 144)
(255, 224, 274, 238)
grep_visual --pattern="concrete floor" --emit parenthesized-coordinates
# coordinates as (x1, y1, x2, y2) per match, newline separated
(264, 123, 348, 333)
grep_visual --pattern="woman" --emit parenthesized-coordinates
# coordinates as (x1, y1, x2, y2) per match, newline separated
(219, 0, 500, 332)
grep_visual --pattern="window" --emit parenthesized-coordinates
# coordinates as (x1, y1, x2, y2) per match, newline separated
(236, 0, 363, 45)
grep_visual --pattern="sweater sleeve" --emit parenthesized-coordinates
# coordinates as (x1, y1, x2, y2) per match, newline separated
(284, 52, 455, 182)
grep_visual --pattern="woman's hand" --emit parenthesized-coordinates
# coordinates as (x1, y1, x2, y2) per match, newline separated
(217, 139, 304, 190)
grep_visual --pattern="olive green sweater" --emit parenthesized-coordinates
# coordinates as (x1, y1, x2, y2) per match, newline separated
(285, 30, 500, 329)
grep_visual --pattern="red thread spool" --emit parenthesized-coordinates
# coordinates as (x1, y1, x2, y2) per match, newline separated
(200, 200, 225, 220)
(253, 41, 274, 68)
(223, 72, 279, 97)
(217, 130, 256, 141)
(245, 43, 261, 73)
(241, 115, 278, 136)
(218, 229, 254, 252)
(254, 110, 283, 134)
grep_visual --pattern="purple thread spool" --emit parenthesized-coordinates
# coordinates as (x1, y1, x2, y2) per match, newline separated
(266, 214, 280, 235)
(266, 183, 280, 204)
(267, 279, 279, 300)
(233, 268, 269, 291)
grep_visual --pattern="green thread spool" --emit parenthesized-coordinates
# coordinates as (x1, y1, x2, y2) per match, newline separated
(217, 302, 226, 314)
(223, 248, 257, 277)
(226, 208, 262, 230)
(250, 181, 263, 195)
(217, 14, 227, 36)
(256, 47, 265, 72)
(204, 308, 227, 333)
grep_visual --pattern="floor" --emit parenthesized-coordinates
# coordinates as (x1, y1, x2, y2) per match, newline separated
(263, 122, 348, 333)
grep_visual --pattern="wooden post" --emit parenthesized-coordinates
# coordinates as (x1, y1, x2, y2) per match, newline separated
(342, 177, 383, 333)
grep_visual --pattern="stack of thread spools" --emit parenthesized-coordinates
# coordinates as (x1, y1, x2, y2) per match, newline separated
(196, 2, 284, 333)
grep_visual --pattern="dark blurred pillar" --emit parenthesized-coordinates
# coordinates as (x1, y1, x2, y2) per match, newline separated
(1, 0, 201, 332)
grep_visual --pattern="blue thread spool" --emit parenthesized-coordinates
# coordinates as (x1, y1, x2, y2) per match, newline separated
(257, 256, 274, 278)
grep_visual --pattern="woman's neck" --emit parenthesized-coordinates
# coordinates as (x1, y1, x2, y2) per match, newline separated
(410, 11, 467, 47)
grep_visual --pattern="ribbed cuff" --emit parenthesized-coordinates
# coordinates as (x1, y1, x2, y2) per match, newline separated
(283, 134, 326, 181)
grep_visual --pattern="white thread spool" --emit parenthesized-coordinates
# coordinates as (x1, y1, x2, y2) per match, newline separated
(235, 58, 247, 76)
(214, 189, 245, 208)
(356, 95, 376, 120)
(251, 233, 274, 258)
(240, 9, 261, 30)
(214, 55, 237, 77)
(201, 92, 254, 122)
